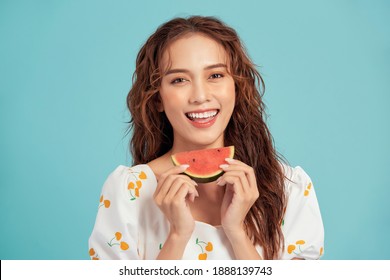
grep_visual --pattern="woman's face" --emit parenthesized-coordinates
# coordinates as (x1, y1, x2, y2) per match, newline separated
(159, 33, 235, 152)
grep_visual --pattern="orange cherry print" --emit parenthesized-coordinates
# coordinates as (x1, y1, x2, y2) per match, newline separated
(287, 244, 296, 254)
(304, 182, 312, 196)
(120, 241, 129, 250)
(89, 248, 96, 256)
(128, 182, 135, 189)
(139, 171, 147, 180)
(196, 238, 213, 259)
(99, 197, 111, 209)
(205, 242, 213, 252)
(89, 248, 99, 259)
(115, 232, 122, 240)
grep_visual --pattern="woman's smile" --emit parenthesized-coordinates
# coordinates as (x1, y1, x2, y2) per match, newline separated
(185, 109, 219, 127)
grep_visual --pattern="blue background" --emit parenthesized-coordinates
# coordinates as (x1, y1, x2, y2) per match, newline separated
(1, 0, 389, 259)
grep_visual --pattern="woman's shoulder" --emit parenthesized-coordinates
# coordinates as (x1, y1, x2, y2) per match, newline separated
(279, 162, 313, 195)
(108, 164, 156, 181)
(279, 163, 324, 259)
(101, 164, 157, 200)
(146, 153, 173, 179)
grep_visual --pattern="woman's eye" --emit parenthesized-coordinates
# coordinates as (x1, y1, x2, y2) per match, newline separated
(171, 78, 187, 84)
(209, 73, 223, 79)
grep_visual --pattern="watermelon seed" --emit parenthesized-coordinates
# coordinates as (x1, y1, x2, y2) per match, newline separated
(192, 158, 196, 162)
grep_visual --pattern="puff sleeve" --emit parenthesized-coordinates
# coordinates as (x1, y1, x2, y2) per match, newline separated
(281, 166, 325, 260)
(88, 165, 153, 259)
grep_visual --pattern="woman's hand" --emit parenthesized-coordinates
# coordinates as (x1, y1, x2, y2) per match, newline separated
(218, 158, 259, 238)
(153, 164, 199, 239)
(217, 158, 262, 259)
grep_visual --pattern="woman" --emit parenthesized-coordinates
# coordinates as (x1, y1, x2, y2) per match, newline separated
(88, 16, 324, 260)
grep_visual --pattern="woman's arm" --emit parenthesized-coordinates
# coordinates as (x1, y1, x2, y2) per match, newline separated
(225, 229, 262, 260)
(156, 232, 192, 260)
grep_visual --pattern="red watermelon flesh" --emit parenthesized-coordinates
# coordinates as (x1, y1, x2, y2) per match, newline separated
(171, 146, 235, 183)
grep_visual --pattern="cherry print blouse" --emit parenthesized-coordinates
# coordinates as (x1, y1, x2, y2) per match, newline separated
(88, 164, 324, 260)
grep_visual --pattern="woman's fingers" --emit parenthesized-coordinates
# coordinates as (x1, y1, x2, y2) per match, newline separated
(217, 172, 247, 194)
(218, 173, 258, 204)
(163, 177, 198, 204)
(154, 164, 198, 206)
(218, 160, 259, 202)
(155, 164, 189, 193)
(220, 159, 258, 191)
(155, 177, 198, 206)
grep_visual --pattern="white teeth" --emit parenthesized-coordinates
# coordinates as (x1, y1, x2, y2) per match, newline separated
(187, 110, 218, 119)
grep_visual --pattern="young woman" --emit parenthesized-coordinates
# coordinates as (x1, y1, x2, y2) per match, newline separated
(88, 16, 324, 260)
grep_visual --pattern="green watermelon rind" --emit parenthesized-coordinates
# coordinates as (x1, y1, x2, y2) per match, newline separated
(182, 170, 224, 184)
(171, 146, 235, 183)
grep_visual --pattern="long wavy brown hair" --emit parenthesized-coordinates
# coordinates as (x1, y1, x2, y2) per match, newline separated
(127, 16, 286, 259)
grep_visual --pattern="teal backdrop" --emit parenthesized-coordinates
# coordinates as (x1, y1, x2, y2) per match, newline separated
(1, 0, 389, 259)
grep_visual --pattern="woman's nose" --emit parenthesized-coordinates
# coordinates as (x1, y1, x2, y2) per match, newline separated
(189, 80, 211, 104)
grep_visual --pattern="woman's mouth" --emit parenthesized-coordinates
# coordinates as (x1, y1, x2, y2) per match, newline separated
(185, 109, 219, 127)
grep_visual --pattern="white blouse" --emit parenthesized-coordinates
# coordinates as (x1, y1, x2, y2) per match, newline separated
(88, 164, 324, 260)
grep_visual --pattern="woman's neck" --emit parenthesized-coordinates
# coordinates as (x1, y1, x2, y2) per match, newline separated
(190, 181, 225, 226)
(170, 139, 225, 155)
(196, 181, 225, 203)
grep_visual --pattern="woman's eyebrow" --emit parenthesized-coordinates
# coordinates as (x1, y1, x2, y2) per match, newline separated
(164, 63, 228, 76)
(165, 68, 190, 75)
(204, 63, 227, 70)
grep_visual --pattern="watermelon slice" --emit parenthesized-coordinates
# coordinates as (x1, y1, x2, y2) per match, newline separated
(171, 146, 235, 183)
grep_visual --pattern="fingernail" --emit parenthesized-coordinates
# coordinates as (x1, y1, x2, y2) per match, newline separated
(180, 164, 190, 170)
(225, 158, 235, 163)
(217, 179, 225, 186)
(219, 164, 229, 169)
(191, 180, 198, 186)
